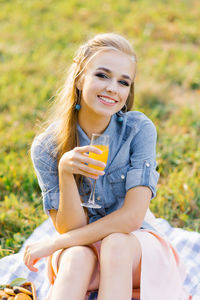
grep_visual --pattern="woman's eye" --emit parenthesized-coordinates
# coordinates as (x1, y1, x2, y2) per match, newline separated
(119, 80, 130, 87)
(95, 73, 109, 79)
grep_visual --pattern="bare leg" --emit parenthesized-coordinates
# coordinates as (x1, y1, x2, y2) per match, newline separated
(50, 246, 97, 300)
(98, 233, 141, 300)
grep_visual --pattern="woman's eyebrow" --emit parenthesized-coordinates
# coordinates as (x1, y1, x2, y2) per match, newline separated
(96, 67, 132, 81)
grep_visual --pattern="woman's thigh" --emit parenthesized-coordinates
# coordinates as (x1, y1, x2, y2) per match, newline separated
(51, 235, 141, 290)
(53, 245, 98, 276)
(100, 233, 142, 288)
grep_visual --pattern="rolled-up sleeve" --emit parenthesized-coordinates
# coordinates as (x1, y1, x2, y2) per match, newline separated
(31, 137, 59, 214)
(126, 121, 160, 198)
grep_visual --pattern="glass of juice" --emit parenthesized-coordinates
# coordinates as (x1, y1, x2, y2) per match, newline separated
(81, 133, 109, 209)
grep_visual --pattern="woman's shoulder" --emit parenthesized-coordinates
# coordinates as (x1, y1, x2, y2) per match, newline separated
(31, 121, 59, 159)
(125, 110, 156, 131)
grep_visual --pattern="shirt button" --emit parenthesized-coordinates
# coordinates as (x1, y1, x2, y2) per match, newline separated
(121, 175, 125, 180)
(97, 196, 101, 201)
(146, 162, 150, 167)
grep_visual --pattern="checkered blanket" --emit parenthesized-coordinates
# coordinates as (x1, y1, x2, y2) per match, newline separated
(0, 218, 199, 299)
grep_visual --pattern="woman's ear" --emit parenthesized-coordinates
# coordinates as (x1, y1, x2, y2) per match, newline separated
(76, 75, 85, 90)
(76, 80, 82, 90)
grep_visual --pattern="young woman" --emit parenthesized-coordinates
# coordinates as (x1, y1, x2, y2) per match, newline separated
(23, 33, 190, 300)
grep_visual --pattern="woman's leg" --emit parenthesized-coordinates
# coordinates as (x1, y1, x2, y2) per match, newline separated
(98, 233, 141, 300)
(50, 245, 97, 300)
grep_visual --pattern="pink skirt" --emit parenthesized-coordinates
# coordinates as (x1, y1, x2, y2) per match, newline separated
(46, 229, 191, 300)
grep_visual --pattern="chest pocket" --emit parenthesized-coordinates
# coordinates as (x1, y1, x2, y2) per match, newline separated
(107, 164, 129, 199)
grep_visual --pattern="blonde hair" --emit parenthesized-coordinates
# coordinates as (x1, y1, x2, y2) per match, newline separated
(39, 33, 137, 162)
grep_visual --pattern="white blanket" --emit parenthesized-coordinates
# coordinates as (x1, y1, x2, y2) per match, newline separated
(0, 217, 199, 299)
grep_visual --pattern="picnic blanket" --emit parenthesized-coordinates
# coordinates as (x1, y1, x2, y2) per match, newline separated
(0, 217, 199, 300)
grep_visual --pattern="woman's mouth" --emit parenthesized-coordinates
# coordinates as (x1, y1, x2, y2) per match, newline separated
(97, 95, 118, 106)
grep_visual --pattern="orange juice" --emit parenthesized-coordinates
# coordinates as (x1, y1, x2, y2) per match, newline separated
(88, 145, 109, 171)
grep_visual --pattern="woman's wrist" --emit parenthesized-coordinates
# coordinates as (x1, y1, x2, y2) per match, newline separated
(52, 232, 71, 252)
(52, 235, 62, 252)
(58, 160, 72, 176)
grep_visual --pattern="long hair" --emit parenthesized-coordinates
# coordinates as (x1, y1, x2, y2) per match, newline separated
(38, 33, 137, 162)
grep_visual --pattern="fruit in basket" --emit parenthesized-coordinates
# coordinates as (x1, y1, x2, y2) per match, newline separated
(14, 294, 32, 300)
(0, 289, 9, 298)
(13, 287, 32, 296)
(4, 288, 15, 296)
(0, 289, 8, 295)
(0, 279, 36, 300)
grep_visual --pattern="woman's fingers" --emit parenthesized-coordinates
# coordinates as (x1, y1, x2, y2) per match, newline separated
(24, 245, 31, 262)
(74, 146, 106, 168)
(23, 246, 39, 272)
(28, 258, 39, 272)
(59, 145, 107, 177)
(77, 167, 103, 180)
(68, 159, 104, 177)
(25, 256, 38, 272)
(78, 170, 99, 180)
(78, 154, 106, 169)
(77, 161, 105, 176)
(75, 145, 102, 155)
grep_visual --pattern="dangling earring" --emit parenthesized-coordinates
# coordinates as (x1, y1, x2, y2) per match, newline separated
(75, 89, 81, 111)
(122, 103, 127, 113)
(116, 110, 124, 123)
(75, 104, 81, 110)
(117, 113, 123, 122)
(116, 102, 128, 122)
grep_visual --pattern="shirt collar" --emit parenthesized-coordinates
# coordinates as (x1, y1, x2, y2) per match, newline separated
(77, 114, 117, 146)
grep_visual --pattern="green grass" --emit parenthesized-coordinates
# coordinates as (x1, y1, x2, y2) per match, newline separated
(0, 0, 200, 258)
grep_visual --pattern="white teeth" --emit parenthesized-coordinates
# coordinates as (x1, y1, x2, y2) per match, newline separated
(99, 96, 116, 104)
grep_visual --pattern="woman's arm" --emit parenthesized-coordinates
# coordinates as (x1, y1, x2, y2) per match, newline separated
(24, 185, 151, 271)
(50, 146, 106, 234)
(49, 171, 87, 234)
(53, 185, 151, 248)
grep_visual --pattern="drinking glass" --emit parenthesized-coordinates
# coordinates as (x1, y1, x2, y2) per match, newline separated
(81, 133, 109, 209)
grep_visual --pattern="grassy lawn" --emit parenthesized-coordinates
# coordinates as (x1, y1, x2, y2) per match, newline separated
(0, 0, 200, 258)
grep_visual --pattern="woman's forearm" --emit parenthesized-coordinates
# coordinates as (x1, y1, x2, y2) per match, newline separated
(53, 206, 134, 252)
(53, 146, 106, 233)
(55, 168, 87, 233)
(53, 186, 151, 252)
(24, 187, 150, 272)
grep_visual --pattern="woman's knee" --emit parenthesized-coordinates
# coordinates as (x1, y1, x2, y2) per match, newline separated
(58, 246, 97, 275)
(100, 233, 133, 266)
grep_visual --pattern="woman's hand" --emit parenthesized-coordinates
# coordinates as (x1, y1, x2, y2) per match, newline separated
(23, 238, 56, 272)
(58, 145, 106, 179)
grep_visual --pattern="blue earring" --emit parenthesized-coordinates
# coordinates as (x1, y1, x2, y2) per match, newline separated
(75, 89, 81, 111)
(117, 116, 123, 122)
(117, 111, 124, 122)
(75, 104, 81, 110)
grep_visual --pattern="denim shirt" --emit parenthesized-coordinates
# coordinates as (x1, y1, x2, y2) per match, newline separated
(31, 111, 160, 230)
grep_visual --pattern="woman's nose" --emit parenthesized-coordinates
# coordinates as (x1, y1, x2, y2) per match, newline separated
(106, 79, 118, 94)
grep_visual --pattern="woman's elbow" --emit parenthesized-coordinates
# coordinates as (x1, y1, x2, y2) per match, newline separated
(56, 219, 87, 234)
(49, 209, 87, 233)
(125, 215, 142, 233)
(56, 224, 68, 234)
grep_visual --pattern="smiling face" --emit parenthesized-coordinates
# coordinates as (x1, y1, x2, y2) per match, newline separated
(78, 49, 136, 126)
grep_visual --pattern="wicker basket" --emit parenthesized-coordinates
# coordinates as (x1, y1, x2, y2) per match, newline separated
(21, 282, 37, 300)
(0, 281, 37, 299)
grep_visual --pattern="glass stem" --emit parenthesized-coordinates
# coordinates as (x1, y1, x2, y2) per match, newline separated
(88, 180, 97, 204)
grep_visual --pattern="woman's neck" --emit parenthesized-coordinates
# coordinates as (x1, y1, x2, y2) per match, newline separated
(78, 111, 111, 139)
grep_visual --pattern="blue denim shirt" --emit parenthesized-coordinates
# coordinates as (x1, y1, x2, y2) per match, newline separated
(31, 111, 159, 229)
